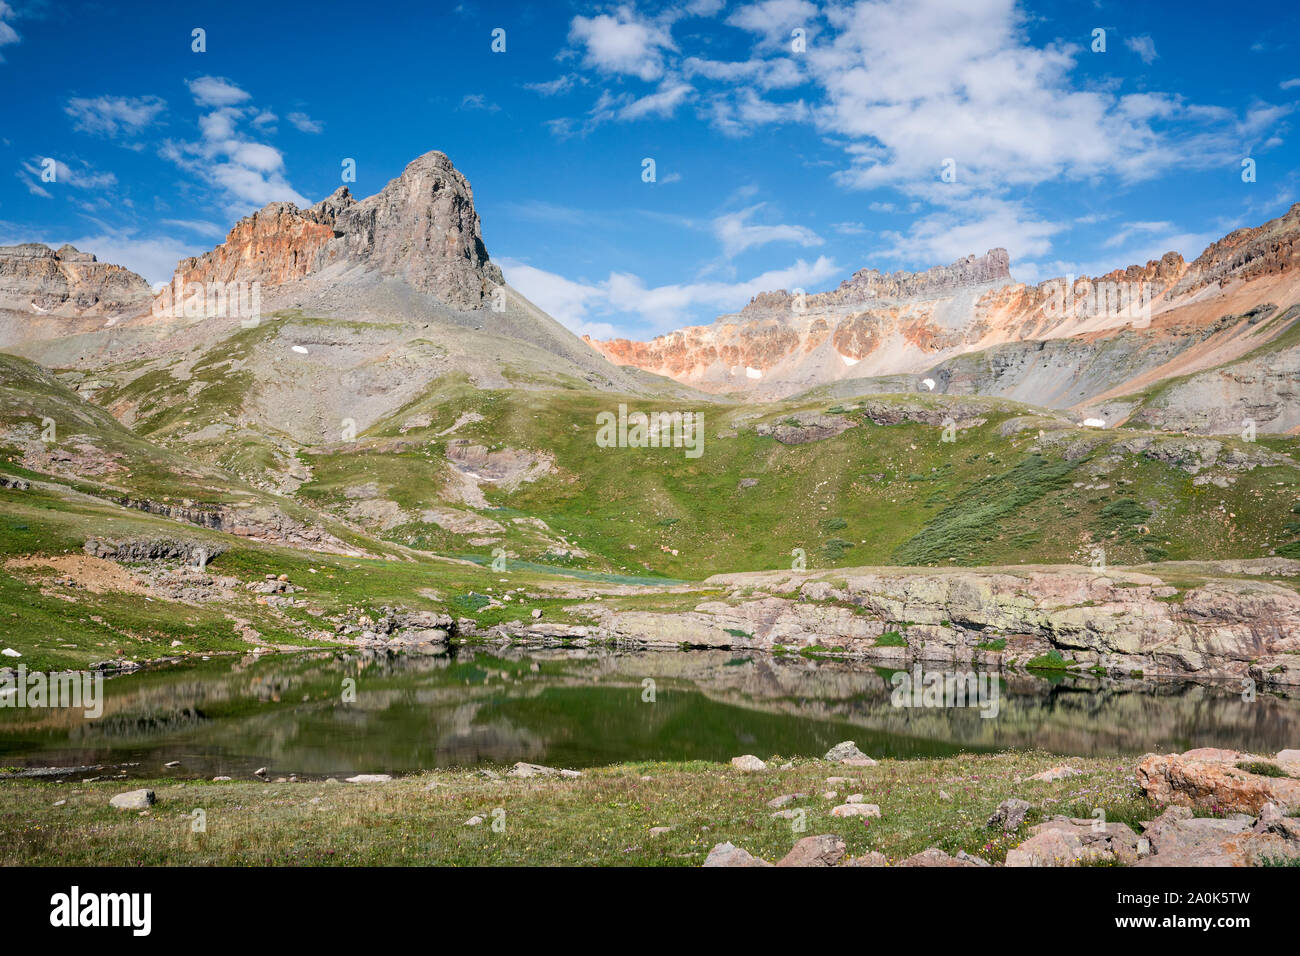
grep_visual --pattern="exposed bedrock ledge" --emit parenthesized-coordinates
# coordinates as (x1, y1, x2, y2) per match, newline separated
(486, 563, 1300, 685)
(112, 496, 365, 556)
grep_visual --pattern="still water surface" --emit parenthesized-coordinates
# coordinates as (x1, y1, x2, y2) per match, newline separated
(1, 647, 1295, 778)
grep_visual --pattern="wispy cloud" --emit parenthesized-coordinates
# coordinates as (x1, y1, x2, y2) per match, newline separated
(161, 77, 308, 214)
(65, 95, 167, 138)
(1125, 34, 1158, 65)
(287, 111, 323, 133)
(712, 204, 823, 258)
(0, 1, 20, 62)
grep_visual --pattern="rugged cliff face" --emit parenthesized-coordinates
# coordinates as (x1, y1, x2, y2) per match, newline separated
(589, 206, 1300, 414)
(0, 243, 152, 317)
(158, 151, 504, 313)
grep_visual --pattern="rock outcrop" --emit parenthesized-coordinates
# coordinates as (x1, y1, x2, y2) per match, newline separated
(486, 561, 1300, 685)
(0, 244, 151, 317)
(1137, 749, 1300, 813)
(157, 151, 504, 313)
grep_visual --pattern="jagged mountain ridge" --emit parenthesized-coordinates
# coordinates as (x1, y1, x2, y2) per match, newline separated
(158, 151, 504, 312)
(589, 205, 1300, 427)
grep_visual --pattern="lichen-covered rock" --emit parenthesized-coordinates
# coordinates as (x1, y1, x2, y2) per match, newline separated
(1136, 750, 1300, 814)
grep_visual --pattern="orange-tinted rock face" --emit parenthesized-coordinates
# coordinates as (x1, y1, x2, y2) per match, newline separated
(152, 151, 506, 315)
(581, 227, 1296, 400)
(170, 202, 338, 290)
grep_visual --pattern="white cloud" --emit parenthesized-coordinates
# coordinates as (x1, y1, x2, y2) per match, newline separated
(704, 87, 808, 136)
(726, 0, 819, 45)
(712, 204, 823, 257)
(1102, 220, 1173, 248)
(287, 111, 322, 133)
(1282, 78, 1300, 90)
(502, 255, 841, 336)
(12, 229, 202, 285)
(160, 218, 227, 238)
(877, 196, 1063, 266)
(1125, 35, 1158, 65)
(499, 258, 615, 338)
(162, 79, 309, 213)
(17, 157, 117, 196)
(187, 76, 252, 108)
(550, 81, 695, 136)
(65, 95, 166, 137)
(526, 74, 584, 96)
(0, 1, 19, 61)
(569, 7, 676, 81)
(459, 94, 500, 113)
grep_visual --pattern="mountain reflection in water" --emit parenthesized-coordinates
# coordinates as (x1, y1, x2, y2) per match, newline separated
(1, 647, 1295, 779)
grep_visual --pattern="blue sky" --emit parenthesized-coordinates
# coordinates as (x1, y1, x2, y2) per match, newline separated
(1, 0, 1298, 340)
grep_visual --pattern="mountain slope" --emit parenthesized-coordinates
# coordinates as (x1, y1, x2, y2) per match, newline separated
(590, 204, 1300, 431)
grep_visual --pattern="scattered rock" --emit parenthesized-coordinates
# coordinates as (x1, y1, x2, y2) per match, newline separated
(766, 793, 806, 809)
(824, 741, 876, 765)
(897, 848, 981, 867)
(109, 789, 155, 810)
(776, 834, 846, 867)
(702, 842, 772, 867)
(730, 755, 767, 772)
(1006, 816, 1145, 867)
(1029, 765, 1082, 782)
(506, 761, 581, 779)
(464, 815, 484, 827)
(844, 851, 889, 867)
(987, 798, 1031, 831)
(345, 774, 393, 783)
(831, 803, 881, 818)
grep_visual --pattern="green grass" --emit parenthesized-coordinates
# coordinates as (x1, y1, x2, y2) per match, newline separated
(0, 751, 1154, 866)
(1235, 761, 1291, 778)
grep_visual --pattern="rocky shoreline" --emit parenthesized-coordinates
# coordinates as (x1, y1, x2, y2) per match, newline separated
(473, 560, 1300, 686)
(705, 744, 1300, 867)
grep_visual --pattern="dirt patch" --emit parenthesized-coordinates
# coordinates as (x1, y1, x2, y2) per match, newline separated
(5, 554, 151, 595)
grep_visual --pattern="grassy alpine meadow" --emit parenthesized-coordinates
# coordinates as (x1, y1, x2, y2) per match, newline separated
(0, 751, 1155, 867)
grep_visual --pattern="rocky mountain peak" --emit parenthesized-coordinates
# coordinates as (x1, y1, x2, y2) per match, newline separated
(1172, 201, 1300, 295)
(321, 149, 503, 309)
(0, 242, 152, 317)
(735, 248, 1013, 321)
(165, 149, 503, 312)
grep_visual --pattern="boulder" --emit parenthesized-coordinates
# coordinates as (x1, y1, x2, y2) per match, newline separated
(844, 851, 890, 867)
(109, 789, 155, 810)
(1137, 751, 1300, 814)
(345, 774, 393, 783)
(897, 847, 981, 867)
(766, 793, 806, 809)
(1006, 816, 1144, 867)
(776, 834, 846, 867)
(831, 803, 881, 818)
(1029, 765, 1082, 782)
(824, 741, 877, 765)
(987, 798, 1031, 831)
(730, 755, 767, 772)
(703, 842, 772, 867)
